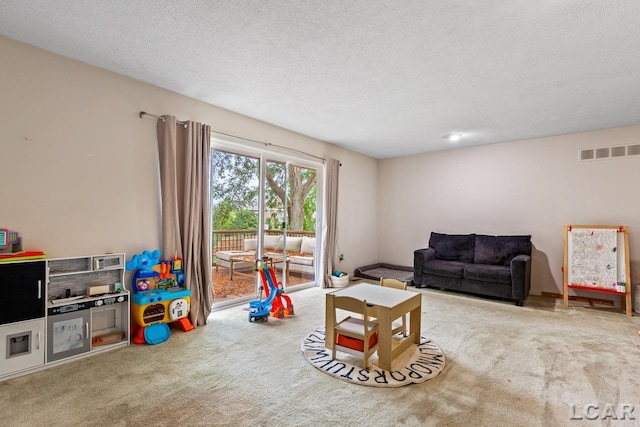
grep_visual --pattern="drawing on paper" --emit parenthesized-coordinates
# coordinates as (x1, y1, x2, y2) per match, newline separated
(569, 228, 617, 289)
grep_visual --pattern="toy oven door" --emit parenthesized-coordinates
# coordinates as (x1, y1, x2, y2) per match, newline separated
(47, 309, 91, 363)
(91, 304, 122, 336)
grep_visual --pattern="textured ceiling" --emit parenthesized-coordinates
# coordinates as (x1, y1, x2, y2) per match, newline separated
(1, 1, 640, 158)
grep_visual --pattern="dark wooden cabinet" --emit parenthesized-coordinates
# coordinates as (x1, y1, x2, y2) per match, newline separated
(0, 260, 46, 325)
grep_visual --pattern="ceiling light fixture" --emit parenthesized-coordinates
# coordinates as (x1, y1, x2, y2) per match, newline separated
(447, 133, 461, 143)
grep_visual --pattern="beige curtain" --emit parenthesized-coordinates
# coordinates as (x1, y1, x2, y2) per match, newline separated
(157, 116, 214, 326)
(323, 158, 340, 288)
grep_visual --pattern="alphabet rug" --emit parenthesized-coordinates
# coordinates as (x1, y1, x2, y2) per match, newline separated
(301, 327, 446, 387)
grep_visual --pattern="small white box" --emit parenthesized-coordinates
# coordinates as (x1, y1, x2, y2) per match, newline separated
(330, 274, 349, 288)
(92, 254, 125, 271)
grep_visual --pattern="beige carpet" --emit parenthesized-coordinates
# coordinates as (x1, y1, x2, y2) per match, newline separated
(1, 286, 639, 426)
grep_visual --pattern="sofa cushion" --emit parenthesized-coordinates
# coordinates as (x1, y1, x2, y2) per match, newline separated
(275, 236, 303, 252)
(215, 250, 254, 261)
(429, 232, 475, 262)
(473, 235, 503, 265)
(463, 264, 511, 284)
(498, 235, 532, 265)
(289, 255, 313, 266)
(422, 260, 467, 278)
(243, 238, 257, 251)
(474, 235, 532, 266)
(301, 236, 316, 254)
(264, 234, 281, 250)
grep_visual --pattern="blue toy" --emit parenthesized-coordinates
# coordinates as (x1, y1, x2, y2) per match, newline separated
(126, 250, 193, 345)
(126, 250, 162, 292)
(247, 267, 280, 323)
(126, 249, 162, 274)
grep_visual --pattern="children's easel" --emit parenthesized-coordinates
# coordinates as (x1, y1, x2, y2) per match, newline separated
(563, 225, 632, 316)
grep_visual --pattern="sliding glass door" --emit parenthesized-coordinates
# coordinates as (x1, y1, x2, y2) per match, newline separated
(211, 138, 320, 307)
(263, 160, 317, 290)
(211, 150, 261, 304)
(263, 159, 288, 286)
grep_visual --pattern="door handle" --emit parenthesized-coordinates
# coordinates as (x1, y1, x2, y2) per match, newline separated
(36, 332, 40, 350)
(37, 280, 42, 299)
(85, 323, 89, 340)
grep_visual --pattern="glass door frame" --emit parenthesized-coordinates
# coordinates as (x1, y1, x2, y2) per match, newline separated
(259, 158, 289, 287)
(211, 134, 324, 304)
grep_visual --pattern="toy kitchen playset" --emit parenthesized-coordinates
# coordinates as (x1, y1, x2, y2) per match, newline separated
(1, 252, 130, 380)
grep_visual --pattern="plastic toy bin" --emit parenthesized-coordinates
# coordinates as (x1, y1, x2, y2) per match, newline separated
(330, 274, 349, 288)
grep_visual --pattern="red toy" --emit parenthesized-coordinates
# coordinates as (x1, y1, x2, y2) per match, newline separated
(258, 266, 295, 319)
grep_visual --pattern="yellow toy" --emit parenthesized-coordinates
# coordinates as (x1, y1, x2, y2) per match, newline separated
(127, 251, 193, 345)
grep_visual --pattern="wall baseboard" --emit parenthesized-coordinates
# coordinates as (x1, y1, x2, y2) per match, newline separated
(540, 291, 614, 307)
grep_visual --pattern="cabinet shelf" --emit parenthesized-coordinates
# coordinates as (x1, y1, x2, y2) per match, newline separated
(49, 270, 92, 277)
(47, 254, 124, 277)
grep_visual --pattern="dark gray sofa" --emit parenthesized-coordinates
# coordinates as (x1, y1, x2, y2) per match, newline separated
(412, 232, 532, 306)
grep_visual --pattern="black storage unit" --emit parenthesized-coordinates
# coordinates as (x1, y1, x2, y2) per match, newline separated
(0, 260, 46, 325)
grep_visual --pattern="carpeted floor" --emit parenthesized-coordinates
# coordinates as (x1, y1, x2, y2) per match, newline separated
(1, 285, 639, 426)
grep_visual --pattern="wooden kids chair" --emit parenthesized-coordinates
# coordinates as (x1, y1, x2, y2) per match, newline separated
(380, 277, 408, 336)
(328, 294, 379, 369)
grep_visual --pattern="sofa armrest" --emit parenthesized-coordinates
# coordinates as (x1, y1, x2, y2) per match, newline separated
(413, 248, 435, 284)
(510, 254, 531, 303)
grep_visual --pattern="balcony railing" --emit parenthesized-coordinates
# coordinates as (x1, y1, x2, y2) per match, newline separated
(212, 229, 316, 254)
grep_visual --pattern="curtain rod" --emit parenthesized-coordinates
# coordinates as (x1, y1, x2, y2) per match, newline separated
(211, 130, 326, 163)
(139, 111, 188, 127)
(139, 110, 326, 163)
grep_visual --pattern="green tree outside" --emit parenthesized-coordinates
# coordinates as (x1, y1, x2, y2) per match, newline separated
(211, 151, 317, 234)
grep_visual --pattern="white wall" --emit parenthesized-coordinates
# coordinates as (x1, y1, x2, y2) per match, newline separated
(0, 36, 378, 274)
(14, 30, 638, 297)
(378, 126, 640, 296)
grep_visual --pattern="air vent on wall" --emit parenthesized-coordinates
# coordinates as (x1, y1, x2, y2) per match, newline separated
(628, 144, 640, 156)
(579, 143, 640, 161)
(595, 147, 610, 159)
(579, 148, 594, 161)
(611, 146, 626, 157)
